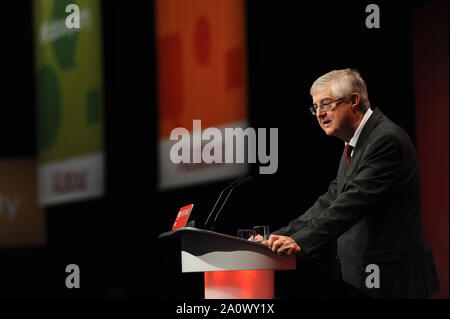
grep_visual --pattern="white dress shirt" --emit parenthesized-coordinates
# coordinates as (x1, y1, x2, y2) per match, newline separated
(345, 108, 373, 156)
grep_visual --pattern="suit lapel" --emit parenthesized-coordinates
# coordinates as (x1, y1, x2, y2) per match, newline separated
(353, 107, 383, 152)
(338, 107, 383, 194)
(337, 151, 346, 194)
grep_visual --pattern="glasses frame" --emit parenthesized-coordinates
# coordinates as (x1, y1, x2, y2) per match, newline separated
(310, 97, 345, 116)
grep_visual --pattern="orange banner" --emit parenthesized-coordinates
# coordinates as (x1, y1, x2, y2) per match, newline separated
(0, 159, 46, 246)
(156, 0, 248, 138)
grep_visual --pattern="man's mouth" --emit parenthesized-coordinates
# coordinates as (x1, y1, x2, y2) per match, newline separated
(323, 119, 331, 127)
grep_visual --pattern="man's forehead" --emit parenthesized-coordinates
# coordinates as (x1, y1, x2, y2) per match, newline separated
(312, 84, 335, 102)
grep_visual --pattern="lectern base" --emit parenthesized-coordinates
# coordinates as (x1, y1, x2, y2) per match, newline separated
(204, 270, 274, 299)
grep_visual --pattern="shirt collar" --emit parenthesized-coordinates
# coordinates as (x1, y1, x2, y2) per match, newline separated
(346, 108, 373, 148)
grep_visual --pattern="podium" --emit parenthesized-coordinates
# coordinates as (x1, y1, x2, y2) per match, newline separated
(159, 227, 296, 299)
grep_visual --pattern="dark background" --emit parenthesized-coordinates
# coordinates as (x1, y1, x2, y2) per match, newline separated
(0, 0, 446, 299)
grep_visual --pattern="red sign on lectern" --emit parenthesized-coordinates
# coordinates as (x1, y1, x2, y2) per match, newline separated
(172, 204, 194, 230)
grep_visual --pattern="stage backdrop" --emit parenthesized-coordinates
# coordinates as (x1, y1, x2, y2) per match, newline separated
(33, 0, 105, 206)
(156, 0, 249, 189)
(413, 0, 449, 298)
(0, 159, 46, 247)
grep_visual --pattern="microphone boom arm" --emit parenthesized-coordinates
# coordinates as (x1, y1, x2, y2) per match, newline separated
(203, 176, 246, 229)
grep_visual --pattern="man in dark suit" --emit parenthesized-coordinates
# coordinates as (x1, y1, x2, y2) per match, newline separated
(264, 69, 440, 298)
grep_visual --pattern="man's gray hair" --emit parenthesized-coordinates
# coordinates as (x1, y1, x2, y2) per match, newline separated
(310, 68, 370, 112)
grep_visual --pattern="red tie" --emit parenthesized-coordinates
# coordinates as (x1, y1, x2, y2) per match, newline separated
(345, 144, 354, 171)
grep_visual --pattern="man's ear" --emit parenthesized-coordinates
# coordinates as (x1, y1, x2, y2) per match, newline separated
(351, 93, 361, 110)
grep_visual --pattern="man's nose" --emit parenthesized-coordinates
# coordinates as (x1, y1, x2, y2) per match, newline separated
(316, 107, 327, 119)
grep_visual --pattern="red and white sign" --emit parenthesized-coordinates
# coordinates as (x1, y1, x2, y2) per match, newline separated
(172, 204, 194, 230)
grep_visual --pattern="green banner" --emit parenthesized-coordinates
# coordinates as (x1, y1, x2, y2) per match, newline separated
(34, 0, 104, 163)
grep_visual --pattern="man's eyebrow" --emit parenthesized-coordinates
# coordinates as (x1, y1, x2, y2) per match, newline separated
(314, 97, 332, 105)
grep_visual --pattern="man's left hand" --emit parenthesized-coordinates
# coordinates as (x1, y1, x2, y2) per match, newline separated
(263, 235, 302, 256)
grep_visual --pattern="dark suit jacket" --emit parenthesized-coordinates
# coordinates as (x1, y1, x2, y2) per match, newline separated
(273, 108, 440, 298)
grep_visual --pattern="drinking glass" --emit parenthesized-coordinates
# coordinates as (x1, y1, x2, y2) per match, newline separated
(237, 229, 256, 241)
(253, 225, 270, 242)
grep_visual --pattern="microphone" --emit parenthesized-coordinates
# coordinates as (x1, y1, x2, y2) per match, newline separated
(203, 176, 246, 230)
(203, 175, 253, 231)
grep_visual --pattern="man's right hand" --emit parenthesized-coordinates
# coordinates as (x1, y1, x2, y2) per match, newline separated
(248, 234, 264, 242)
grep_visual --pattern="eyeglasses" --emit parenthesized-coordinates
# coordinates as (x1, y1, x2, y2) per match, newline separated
(310, 97, 345, 116)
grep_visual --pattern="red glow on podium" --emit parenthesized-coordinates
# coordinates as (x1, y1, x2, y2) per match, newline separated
(204, 270, 274, 299)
